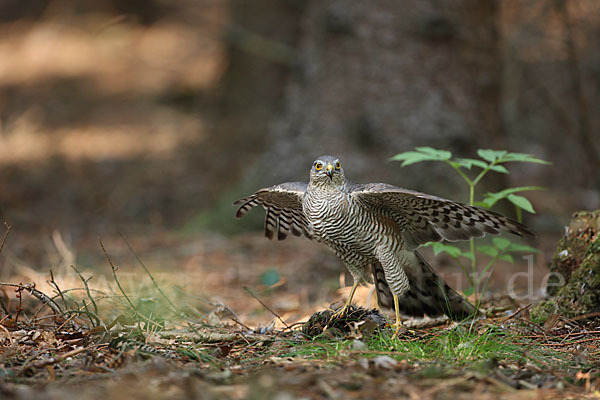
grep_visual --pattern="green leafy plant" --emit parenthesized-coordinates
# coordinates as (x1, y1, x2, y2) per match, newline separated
(390, 147, 549, 299)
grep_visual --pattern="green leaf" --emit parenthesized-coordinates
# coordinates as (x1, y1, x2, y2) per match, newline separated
(499, 254, 515, 263)
(488, 165, 509, 174)
(453, 158, 488, 170)
(461, 252, 475, 262)
(462, 287, 476, 297)
(492, 237, 511, 250)
(415, 147, 452, 160)
(481, 193, 504, 208)
(507, 194, 535, 214)
(502, 152, 552, 165)
(477, 149, 497, 163)
(474, 200, 491, 208)
(495, 186, 546, 196)
(390, 148, 452, 166)
(388, 151, 420, 161)
(477, 149, 507, 163)
(482, 186, 545, 208)
(507, 243, 541, 253)
(389, 151, 436, 166)
(431, 242, 462, 258)
(476, 245, 499, 257)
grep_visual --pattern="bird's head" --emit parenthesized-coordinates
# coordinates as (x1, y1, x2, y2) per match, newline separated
(309, 155, 345, 187)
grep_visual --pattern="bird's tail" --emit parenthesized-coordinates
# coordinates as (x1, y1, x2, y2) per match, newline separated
(371, 250, 476, 321)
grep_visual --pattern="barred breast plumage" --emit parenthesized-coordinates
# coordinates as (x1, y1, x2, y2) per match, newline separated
(234, 155, 533, 334)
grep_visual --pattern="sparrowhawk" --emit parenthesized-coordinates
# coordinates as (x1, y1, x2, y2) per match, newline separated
(234, 156, 533, 335)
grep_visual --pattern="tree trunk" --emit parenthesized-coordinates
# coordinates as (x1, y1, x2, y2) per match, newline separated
(261, 0, 503, 195)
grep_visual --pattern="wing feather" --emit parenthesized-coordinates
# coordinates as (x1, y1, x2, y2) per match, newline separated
(349, 183, 532, 250)
(234, 182, 312, 240)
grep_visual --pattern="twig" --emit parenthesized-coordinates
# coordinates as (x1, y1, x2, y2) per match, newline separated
(0, 321, 13, 345)
(118, 232, 180, 315)
(0, 222, 12, 255)
(516, 317, 547, 335)
(99, 238, 137, 312)
(17, 347, 88, 376)
(538, 337, 600, 347)
(80, 299, 97, 328)
(48, 269, 69, 312)
(160, 328, 275, 344)
(66, 309, 104, 331)
(228, 314, 253, 332)
(186, 321, 251, 346)
(0, 287, 10, 315)
(0, 282, 64, 316)
(570, 311, 600, 322)
(243, 286, 292, 331)
(51, 287, 108, 297)
(286, 321, 308, 330)
(521, 330, 600, 340)
(496, 304, 532, 323)
(14, 285, 23, 323)
(204, 301, 252, 332)
(56, 313, 78, 331)
(70, 265, 98, 316)
(99, 237, 163, 330)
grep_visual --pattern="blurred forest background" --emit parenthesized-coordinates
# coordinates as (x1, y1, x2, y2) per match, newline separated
(0, 0, 599, 323)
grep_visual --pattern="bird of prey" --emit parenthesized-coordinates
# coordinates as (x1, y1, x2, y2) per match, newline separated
(234, 155, 533, 336)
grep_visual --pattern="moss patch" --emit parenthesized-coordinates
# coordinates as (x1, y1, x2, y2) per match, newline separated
(532, 211, 600, 323)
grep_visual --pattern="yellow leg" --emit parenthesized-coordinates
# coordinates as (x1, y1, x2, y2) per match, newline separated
(391, 294, 404, 339)
(329, 281, 359, 321)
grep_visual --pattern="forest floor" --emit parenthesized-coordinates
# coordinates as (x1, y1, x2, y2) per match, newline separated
(2, 11, 598, 400)
(0, 229, 599, 400)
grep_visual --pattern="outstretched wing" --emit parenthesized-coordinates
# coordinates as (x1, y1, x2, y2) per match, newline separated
(234, 182, 312, 241)
(349, 183, 533, 250)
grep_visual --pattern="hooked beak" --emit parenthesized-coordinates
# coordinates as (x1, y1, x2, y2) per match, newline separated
(325, 163, 334, 179)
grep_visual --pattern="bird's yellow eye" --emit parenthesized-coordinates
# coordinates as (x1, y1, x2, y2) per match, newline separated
(315, 162, 323, 171)
(335, 162, 341, 170)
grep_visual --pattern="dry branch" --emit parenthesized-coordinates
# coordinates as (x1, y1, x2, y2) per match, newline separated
(0, 222, 12, 255)
(158, 329, 276, 343)
(243, 286, 291, 331)
(17, 347, 88, 376)
(0, 283, 64, 316)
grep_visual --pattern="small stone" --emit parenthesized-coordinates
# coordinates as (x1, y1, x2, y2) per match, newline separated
(372, 355, 397, 369)
(351, 339, 367, 350)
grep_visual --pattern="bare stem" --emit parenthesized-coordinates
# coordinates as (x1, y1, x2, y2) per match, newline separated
(99, 237, 164, 330)
(48, 269, 69, 311)
(118, 232, 180, 315)
(0, 222, 12, 255)
(243, 286, 291, 331)
(71, 265, 99, 316)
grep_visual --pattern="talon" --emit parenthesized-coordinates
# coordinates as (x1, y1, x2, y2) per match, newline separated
(391, 321, 405, 339)
(328, 281, 360, 324)
(390, 293, 405, 339)
(328, 304, 349, 323)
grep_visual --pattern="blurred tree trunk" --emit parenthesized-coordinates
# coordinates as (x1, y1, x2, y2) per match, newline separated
(259, 0, 504, 196)
(217, 0, 600, 224)
(556, 0, 600, 184)
(210, 0, 305, 183)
